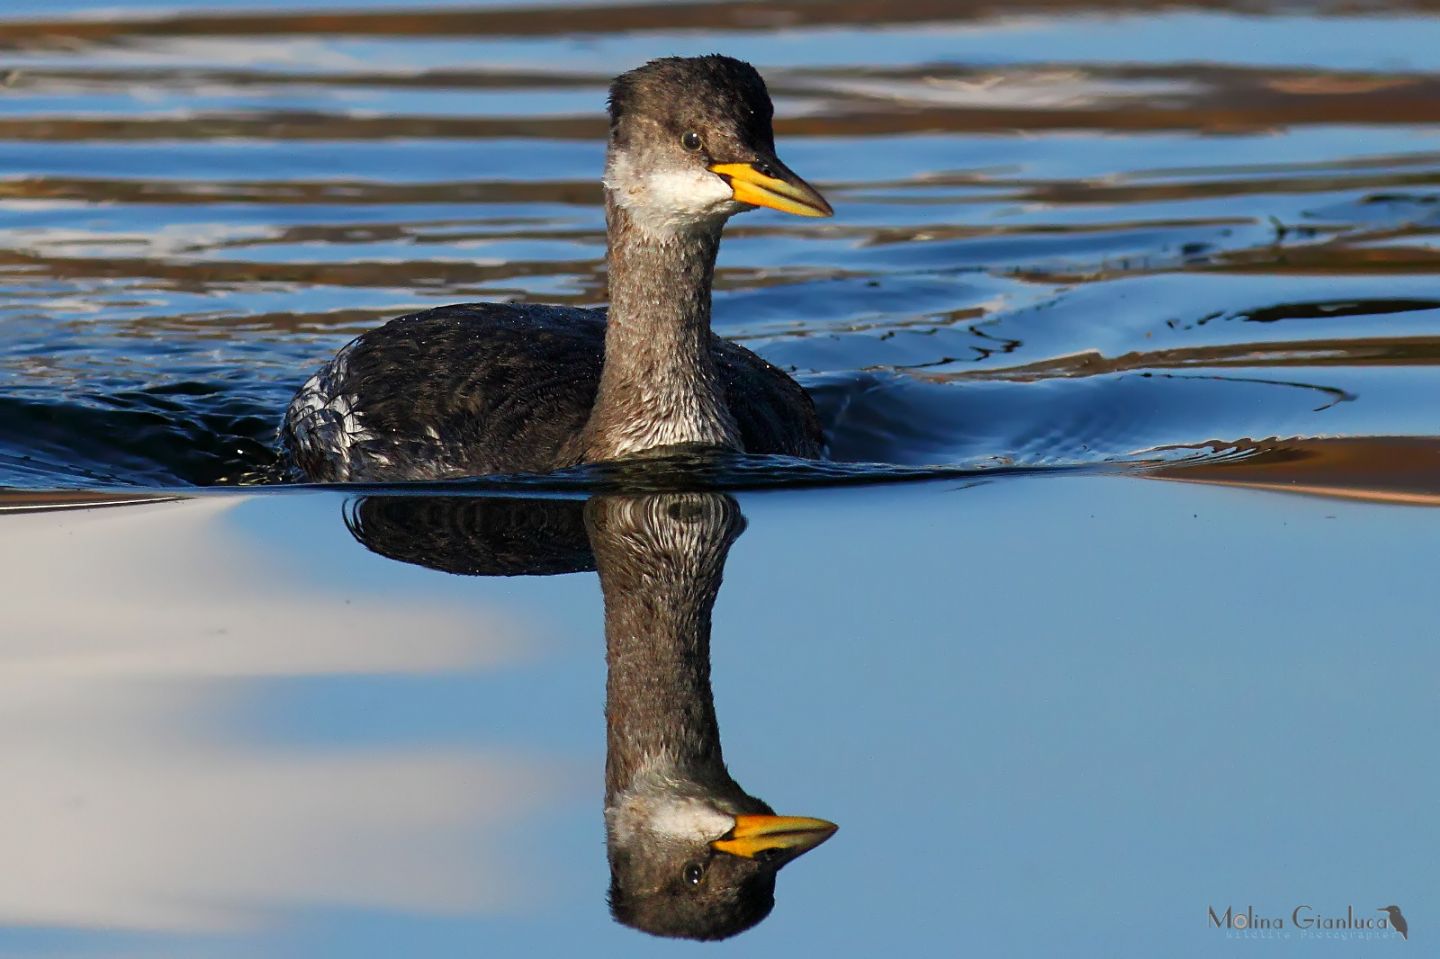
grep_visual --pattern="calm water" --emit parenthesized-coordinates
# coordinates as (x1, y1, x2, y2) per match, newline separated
(2, 0, 1439, 954)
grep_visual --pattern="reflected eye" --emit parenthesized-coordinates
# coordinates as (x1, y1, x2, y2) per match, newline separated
(680, 131, 702, 152)
(683, 862, 704, 885)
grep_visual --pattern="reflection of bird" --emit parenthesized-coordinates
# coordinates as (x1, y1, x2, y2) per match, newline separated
(342, 490, 837, 940)
(345, 495, 593, 577)
(589, 494, 835, 940)
(1379, 905, 1408, 939)
(282, 56, 829, 482)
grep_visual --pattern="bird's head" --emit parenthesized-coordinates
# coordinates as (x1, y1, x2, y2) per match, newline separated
(606, 792, 836, 940)
(603, 55, 832, 233)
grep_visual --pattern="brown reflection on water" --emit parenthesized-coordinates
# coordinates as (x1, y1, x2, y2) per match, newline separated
(4, 0, 1431, 48)
(14, 67, 1440, 141)
(0, 176, 601, 206)
(0, 490, 181, 513)
(1152, 436, 1440, 506)
(1207, 243, 1440, 276)
(0, 247, 601, 296)
(922, 334, 1440, 383)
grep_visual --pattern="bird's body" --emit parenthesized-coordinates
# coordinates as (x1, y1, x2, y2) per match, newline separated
(283, 303, 820, 482)
(280, 55, 831, 482)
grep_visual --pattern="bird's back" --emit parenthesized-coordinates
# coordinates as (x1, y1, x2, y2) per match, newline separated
(280, 303, 822, 482)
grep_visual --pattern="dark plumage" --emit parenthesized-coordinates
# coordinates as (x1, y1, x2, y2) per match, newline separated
(607, 833, 780, 941)
(280, 55, 830, 482)
(284, 304, 820, 482)
(345, 494, 592, 576)
(608, 55, 774, 161)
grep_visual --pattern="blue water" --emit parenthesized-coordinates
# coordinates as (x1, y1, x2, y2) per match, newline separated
(1, 0, 1437, 953)
(3, 478, 1435, 956)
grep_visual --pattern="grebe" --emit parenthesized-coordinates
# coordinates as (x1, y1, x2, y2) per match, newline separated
(281, 55, 831, 482)
(591, 494, 835, 940)
(346, 491, 838, 940)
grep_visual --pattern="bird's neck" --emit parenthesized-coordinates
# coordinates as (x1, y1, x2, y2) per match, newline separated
(588, 493, 745, 802)
(582, 198, 741, 462)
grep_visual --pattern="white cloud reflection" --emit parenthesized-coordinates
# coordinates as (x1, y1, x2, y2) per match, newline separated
(0, 496, 562, 931)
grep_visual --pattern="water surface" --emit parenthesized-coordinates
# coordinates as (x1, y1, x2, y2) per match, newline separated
(1, 0, 1437, 954)
(5, 0, 1440, 486)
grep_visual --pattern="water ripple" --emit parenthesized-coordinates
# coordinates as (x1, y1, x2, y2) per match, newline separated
(2, 0, 1439, 491)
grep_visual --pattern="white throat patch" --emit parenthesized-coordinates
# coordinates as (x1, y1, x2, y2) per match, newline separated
(605, 153, 745, 235)
(610, 794, 735, 847)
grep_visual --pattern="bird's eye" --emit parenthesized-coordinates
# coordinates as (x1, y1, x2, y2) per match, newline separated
(680, 131, 702, 152)
(683, 862, 704, 885)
